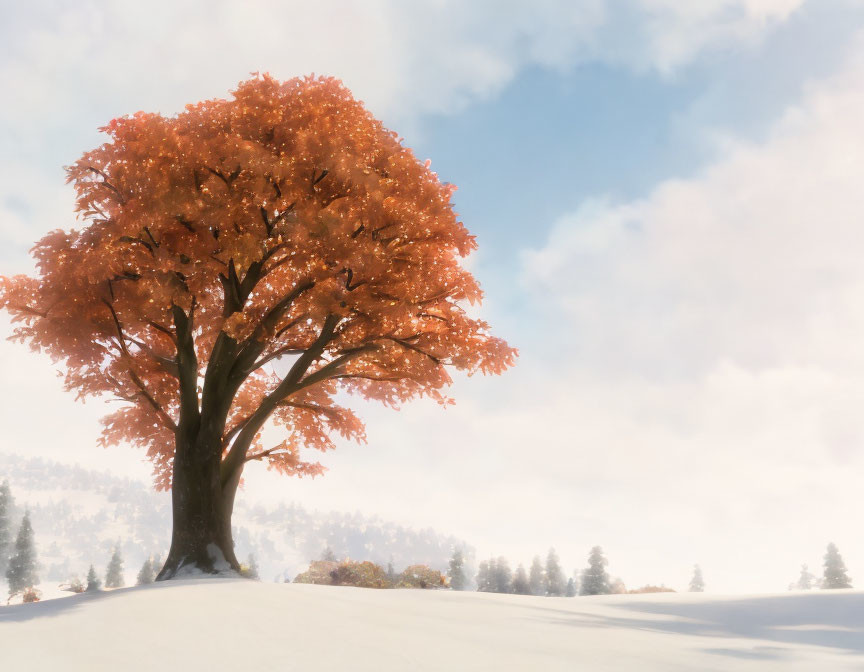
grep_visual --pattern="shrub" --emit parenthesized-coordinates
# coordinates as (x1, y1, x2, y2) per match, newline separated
(397, 564, 446, 589)
(294, 559, 391, 589)
(61, 577, 85, 593)
(628, 585, 676, 594)
(22, 587, 41, 603)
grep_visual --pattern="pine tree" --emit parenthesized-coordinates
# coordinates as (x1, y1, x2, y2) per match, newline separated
(795, 564, 815, 590)
(823, 543, 852, 589)
(321, 547, 336, 562)
(512, 564, 531, 595)
(580, 546, 611, 596)
(151, 553, 163, 578)
(5, 511, 38, 598)
(136, 556, 155, 585)
(448, 548, 467, 591)
(545, 548, 566, 596)
(476, 560, 491, 592)
(386, 559, 397, 585)
(0, 480, 12, 577)
(528, 555, 546, 596)
(688, 564, 705, 592)
(86, 564, 101, 591)
(565, 577, 577, 597)
(105, 545, 125, 589)
(493, 556, 512, 594)
(486, 558, 498, 591)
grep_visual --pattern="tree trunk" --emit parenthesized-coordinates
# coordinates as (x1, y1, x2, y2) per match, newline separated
(156, 435, 241, 580)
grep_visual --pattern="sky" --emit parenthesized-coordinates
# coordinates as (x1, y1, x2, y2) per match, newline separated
(3, 0, 864, 593)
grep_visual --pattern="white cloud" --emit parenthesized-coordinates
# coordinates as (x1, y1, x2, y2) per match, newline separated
(0, 0, 808, 255)
(514, 29, 864, 590)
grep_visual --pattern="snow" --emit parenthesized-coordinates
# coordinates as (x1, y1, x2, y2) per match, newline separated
(1, 583, 863, 670)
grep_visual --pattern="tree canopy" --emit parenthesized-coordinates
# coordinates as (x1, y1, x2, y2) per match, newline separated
(0, 74, 516, 495)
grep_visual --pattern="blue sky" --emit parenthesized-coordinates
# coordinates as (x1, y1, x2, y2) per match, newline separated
(4, 0, 864, 592)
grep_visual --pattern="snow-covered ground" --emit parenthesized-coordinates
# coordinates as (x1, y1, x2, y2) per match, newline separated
(1, 582, 862, 670)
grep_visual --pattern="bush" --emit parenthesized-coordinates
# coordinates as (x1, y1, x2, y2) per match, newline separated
(61, 577, 85, 593)
(21, 587, 41, 603)
(397, 564, 446, 589)
(628, 585, 676, 594)
(294, 560, 391, 589)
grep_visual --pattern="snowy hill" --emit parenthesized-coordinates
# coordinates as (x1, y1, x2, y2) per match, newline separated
(0, 454, 472, 586)
(2, 582, 863, 670)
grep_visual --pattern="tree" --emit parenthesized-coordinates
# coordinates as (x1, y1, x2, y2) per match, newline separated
(0, 480, 12, 577)
(823, 543, 852, 589)
(476, 560, 491, 592)
(321, 547, 336, 562)
(86, 564, 101, 591)
(136, 556, 155, 585)
(795, 564, 815, 590)
(580, 546, 611, 596)
(105, 546, 125, 588)
(493, 556, 512, 594)
(0, 75, 516, 579)
(6, 511, 38, 598)
(386, 558, 397, 585)
(448, 547, 467, 591)
(528, 556, 546, 596)
(512, 564, 531, 595)
(545, 548, 565, 596)
(688, 564, 705, 592)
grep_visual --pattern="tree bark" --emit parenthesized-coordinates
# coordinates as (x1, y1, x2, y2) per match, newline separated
(156, 435, 241, 580)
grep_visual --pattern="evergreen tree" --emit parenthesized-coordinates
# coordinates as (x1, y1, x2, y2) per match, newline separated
(512, 564, 531, 595)
(795, 564, 815, 590)
(245, 553, 260, 580)
(528, 555, 546, 596)
(448, 548, 467, 591)
(476, 560, 491, 592)
(386, 559, 397, 585)
(580, 546, 611, 595)
(136, 556, 155, 585)
(565, 577, 577, 597)
(152, 553, 163, 578)
(493, 556, 512, 594)
(104, 545, 125, 589)
(545, 548, 566, 596)
(0, 480, 12, 577)
(321, 546, 336, 561)
(86, 564, 101, 591)
(688, 564, 705, 592)
(823, 543, 852, 589)
(5, 511, 38, 598)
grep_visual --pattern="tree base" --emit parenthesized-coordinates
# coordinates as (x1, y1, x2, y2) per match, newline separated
(156, 542, 241, 581)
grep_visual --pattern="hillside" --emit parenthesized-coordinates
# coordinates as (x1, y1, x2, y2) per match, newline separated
(1, 582, 863, 670)
(0, 454, 472, 585)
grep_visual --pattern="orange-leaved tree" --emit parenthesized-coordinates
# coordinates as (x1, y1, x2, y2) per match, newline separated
(0, 75, 515, 578)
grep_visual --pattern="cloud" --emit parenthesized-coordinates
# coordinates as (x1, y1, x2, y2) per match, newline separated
(514, 29, 864, 589)
(0, 0, 808, 257)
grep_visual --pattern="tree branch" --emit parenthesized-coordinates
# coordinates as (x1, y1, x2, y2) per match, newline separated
(220, 314, 340, 485)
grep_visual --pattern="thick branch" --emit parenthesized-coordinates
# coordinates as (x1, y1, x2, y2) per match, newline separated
(220, 314, 339, 485)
